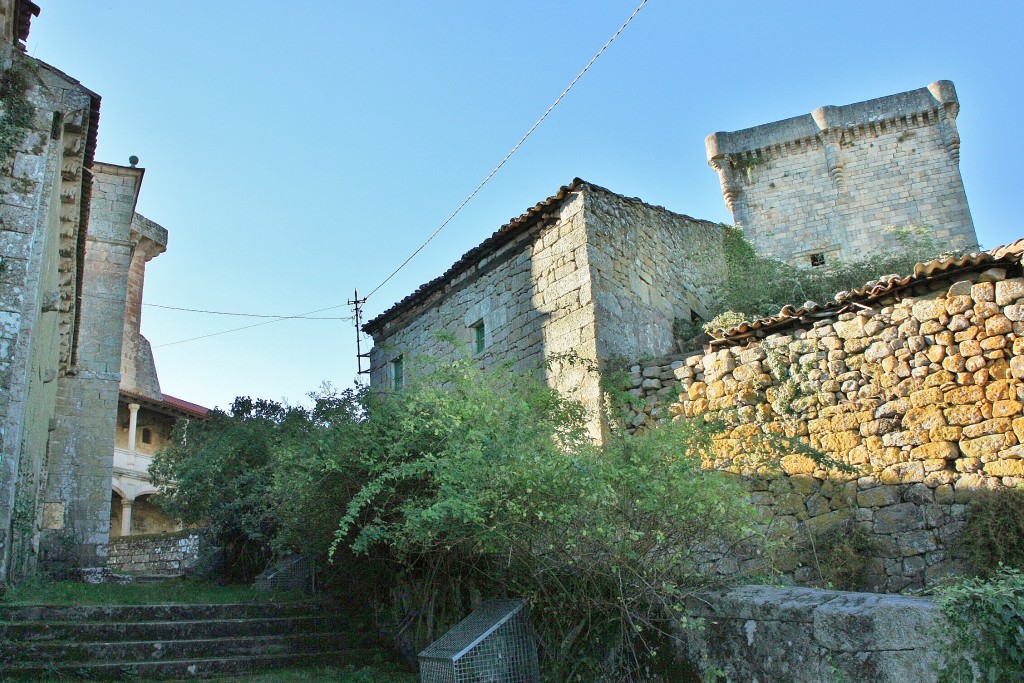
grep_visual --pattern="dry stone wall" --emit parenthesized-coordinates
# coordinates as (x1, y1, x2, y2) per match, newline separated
(623, 265, 1024, 592)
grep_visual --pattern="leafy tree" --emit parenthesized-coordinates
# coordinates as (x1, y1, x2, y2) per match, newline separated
(150, 396, 315, 581)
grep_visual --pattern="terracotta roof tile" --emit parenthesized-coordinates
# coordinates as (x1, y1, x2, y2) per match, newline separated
(120, 389, 210, 420)
(709, 238, 1024, 346)
(363, 178, 587, 334)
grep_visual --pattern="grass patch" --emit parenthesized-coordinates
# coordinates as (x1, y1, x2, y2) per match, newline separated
(1, 579, 305, 606)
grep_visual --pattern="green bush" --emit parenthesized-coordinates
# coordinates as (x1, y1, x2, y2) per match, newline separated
(154, 355, 773, 680)
(804, 518, 876, 591)
(958, 488, 1024, 577)
(935, 567, 1024, 683)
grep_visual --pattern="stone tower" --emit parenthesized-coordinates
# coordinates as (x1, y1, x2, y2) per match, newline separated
(705, 81, 977, 267)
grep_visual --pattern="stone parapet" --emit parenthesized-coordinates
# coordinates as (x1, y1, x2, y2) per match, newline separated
(706, 81, 958, 160)
(705, 81, 976, 267)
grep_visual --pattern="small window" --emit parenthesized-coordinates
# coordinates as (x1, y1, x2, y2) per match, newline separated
(391, 356, 404, 388)
(809, 253, 826, 268)
(472, 320, 486, 354)
(141, 427, 152, 445)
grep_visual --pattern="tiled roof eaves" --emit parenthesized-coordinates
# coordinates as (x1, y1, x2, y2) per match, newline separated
(709, 238, 1024, 346)
(363, 179, 721, 335)
(363, 178, 587, 334)
(121, 389, 210, 420)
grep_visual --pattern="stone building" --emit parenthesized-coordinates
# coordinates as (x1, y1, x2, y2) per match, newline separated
(363, 179, 725, 436)
(0, 0, 204, 581)
(706, 81, 977, 267)
(366, 82, 980, 426)
(108, 214, 208, 539)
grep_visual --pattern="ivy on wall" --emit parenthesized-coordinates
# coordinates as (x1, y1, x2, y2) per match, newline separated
(0, 55, 35, 168)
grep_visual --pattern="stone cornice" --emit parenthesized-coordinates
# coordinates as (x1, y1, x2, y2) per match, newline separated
(706, 80, 959, 163)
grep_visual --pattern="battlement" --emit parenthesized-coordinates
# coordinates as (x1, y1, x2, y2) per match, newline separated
(706, 81, 959, 161)
(705, 80, 976, 267)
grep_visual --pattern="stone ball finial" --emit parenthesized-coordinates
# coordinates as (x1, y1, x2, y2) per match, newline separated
(128, 155, 139, 168)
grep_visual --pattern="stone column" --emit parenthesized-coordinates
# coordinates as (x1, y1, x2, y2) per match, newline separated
(127, 402, 140, 467)
(120, 499, 133, 537)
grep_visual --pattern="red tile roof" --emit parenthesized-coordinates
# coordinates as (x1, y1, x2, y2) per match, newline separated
(710, 238, 1024, 346)
(120, 390, 210, 420)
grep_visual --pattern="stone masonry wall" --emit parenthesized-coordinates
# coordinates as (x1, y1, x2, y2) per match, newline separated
(706, 81, 976, 266)
(623, 265, 1024, 592)
(368, 192, 601, 419)
(586, 186, 724, 361)
(0, 47, 96, 581)
(368, 184, 728, 438)
(107, 528, 207, 576)
(39, 163, 141, 577)
(683, 585, 945, 683)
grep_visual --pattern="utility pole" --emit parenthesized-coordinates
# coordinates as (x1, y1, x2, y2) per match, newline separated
(348, 289, 371, 379)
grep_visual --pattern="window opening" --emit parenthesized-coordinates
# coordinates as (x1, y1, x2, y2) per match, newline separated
(141, 427, 152, 445)
(392, 356, 404, 388)
(472, 320, 486, 354)
(810, 252, 826, 268)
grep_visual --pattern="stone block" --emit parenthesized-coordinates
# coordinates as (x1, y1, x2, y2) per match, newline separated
(995, 278, 1024, 306)
(813, 592, 941, 651)
(873, 503, 925, 534)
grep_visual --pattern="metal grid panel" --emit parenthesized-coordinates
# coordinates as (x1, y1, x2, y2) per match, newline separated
(419, 599, 539, 683)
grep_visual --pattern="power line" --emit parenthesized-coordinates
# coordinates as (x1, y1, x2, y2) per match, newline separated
(154, 303, 354, 348)
(154, 0, 649, 349)
(363, 0, 650, 300)
(144, 302, 351, 320)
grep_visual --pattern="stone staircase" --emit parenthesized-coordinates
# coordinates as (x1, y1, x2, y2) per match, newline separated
(0, 601, 379, 680)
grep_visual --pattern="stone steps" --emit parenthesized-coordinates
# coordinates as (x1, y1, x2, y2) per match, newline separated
(0, 601, 378, 680)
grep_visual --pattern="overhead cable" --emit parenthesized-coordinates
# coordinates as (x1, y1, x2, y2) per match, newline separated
(363, 0, 650, 300)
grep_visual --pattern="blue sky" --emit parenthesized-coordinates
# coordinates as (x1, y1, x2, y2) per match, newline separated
(26, 1, 1024, 410)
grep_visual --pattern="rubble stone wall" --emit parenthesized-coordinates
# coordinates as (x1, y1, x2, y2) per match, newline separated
(367, 192, 601, 417)
(586, 187, 724, 361)
(107, 529, 206, 575)
(623, 266, 1024, 592)
(367, 185, 728, 438)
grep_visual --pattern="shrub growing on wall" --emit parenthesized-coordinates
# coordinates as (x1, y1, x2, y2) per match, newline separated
(695, 225, 963, 336)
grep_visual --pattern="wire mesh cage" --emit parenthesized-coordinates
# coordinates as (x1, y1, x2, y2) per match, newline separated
(418, 598, 540, 683)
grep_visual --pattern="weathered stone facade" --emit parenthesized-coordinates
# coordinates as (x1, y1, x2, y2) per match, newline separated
(0, 3, 104, 580)
(364, 180, 723, 437)
(0, 2, 204, 581)
(622, 242, 1024, 592)
(706, 81, 977, 266)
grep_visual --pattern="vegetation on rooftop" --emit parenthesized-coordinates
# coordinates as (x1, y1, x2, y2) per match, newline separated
(683, 225, 968, 339)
